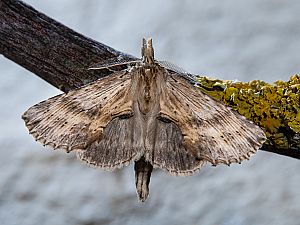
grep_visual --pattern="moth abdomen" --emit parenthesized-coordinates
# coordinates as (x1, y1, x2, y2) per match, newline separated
(134, 157, 153, 202)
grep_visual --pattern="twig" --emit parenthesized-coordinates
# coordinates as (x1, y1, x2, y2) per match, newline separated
(1, 0, 299, 159)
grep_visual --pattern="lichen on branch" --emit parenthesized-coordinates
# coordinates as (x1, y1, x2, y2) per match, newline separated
(197, 75, 300, 151)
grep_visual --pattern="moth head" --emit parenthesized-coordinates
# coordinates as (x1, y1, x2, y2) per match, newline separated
(141, 38, 155, 65)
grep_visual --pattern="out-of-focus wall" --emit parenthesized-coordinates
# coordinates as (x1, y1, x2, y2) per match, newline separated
(1, 1, 300, 225)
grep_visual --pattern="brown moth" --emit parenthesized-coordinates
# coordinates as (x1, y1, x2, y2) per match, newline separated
(22, 38, 266, 202)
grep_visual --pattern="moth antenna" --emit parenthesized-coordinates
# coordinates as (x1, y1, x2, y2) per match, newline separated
(142, 38, 146, 55)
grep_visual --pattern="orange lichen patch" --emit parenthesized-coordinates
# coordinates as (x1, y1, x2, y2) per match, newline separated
(197, 74, 300, 150)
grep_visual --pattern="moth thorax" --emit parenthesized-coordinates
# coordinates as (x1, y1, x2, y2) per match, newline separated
(137, 68, 159, 114)
(144, 69, 153, 102)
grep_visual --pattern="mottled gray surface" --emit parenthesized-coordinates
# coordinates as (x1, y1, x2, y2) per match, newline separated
(1, 1, 300, 225)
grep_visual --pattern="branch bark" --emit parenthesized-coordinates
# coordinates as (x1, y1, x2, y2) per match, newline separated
(0, 0, 137, 92)
(1, 0, 300, 159)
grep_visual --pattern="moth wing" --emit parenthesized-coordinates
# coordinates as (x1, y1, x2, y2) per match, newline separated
(150, 119, 207, 175)
(76, 116, 142, 170)
(159, 73, 266, 165)
(22, 71, 133, 154)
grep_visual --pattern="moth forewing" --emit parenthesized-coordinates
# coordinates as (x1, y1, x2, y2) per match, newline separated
(22, 70, 134, 154)
(160, 73, 266, 165)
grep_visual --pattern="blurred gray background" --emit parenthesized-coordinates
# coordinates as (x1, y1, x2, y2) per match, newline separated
(1, 1, 300, 225)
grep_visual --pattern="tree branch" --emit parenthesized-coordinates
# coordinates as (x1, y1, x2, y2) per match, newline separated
(0, 0, 137, 92)
(197, 76, 300, 159)
(1, 0, 300, 159)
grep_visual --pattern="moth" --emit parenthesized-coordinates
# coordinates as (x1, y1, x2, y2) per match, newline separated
(22, 38, 266, 202)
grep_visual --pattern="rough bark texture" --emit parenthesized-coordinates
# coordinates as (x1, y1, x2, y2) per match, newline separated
(0, 0, 137, 92)
(0, 0, 300, 159)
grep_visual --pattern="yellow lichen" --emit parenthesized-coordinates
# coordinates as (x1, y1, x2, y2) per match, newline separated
(197, 74, 300, 150)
